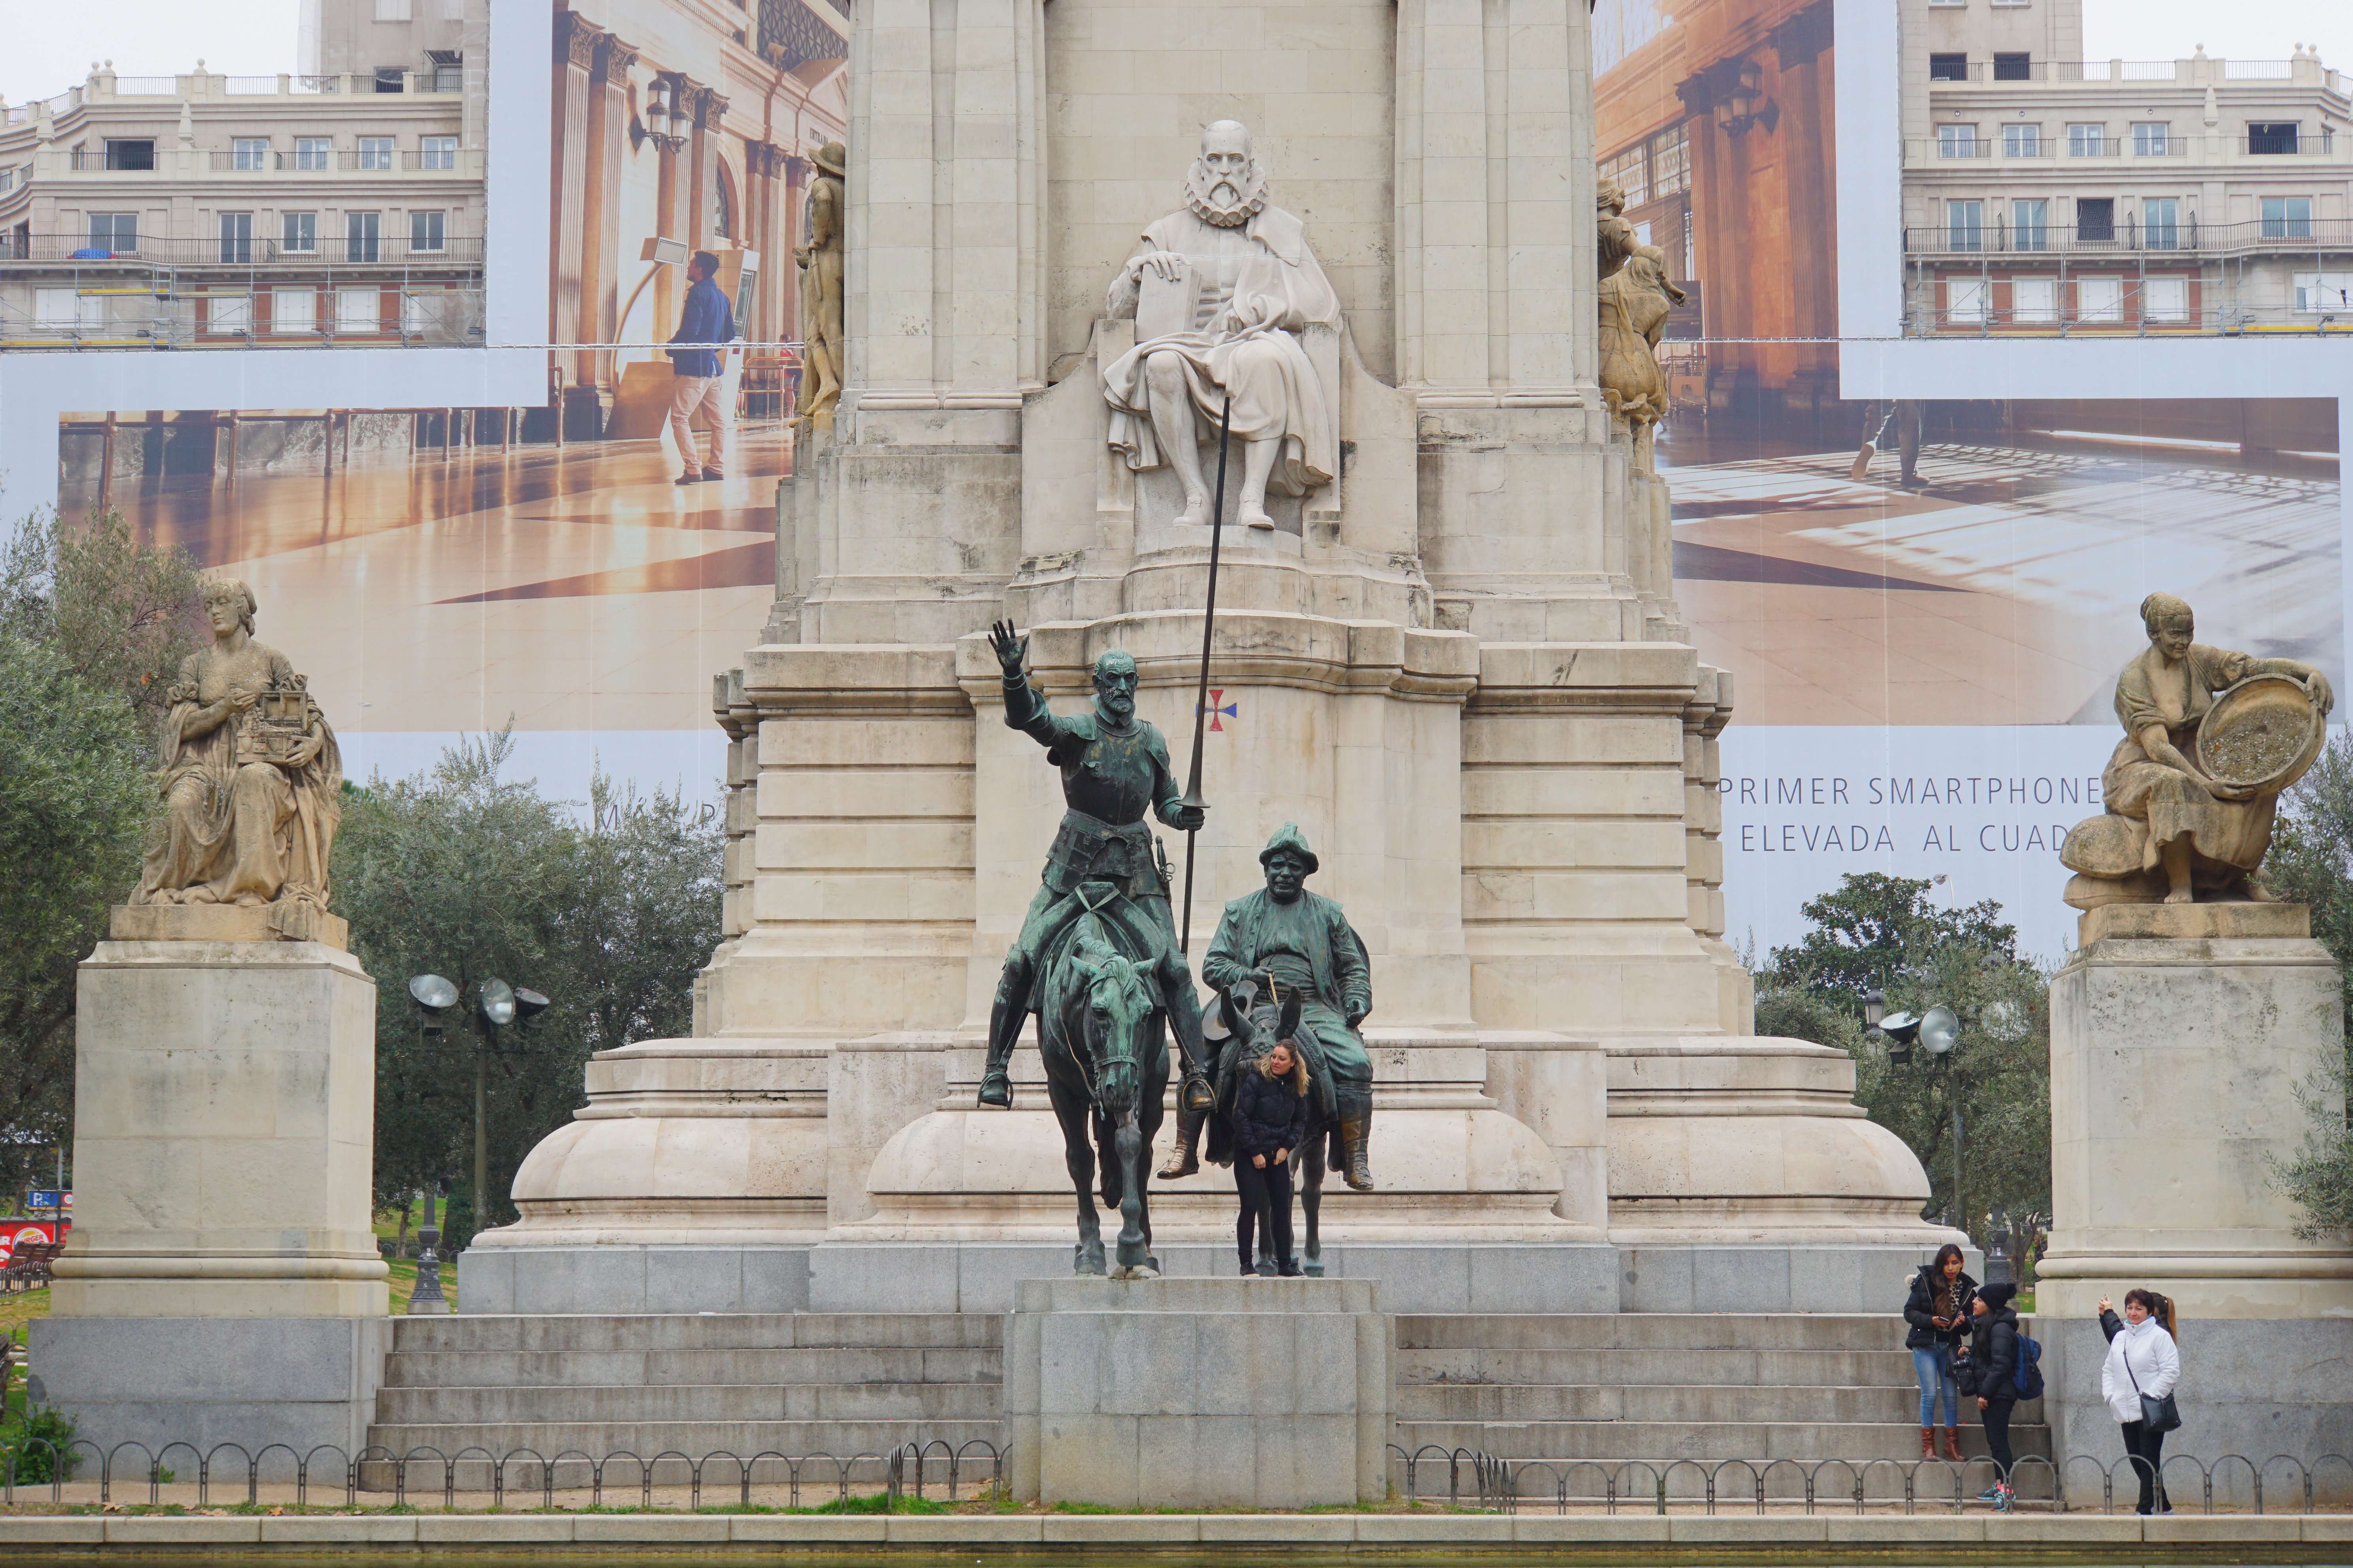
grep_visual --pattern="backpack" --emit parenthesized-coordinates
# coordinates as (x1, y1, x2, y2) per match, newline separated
(2011, 1329, 2044, 1400)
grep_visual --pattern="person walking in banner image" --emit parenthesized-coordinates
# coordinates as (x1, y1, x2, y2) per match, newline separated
(2100, 1289, 2181, 1515)
(667, 249, 736, 486)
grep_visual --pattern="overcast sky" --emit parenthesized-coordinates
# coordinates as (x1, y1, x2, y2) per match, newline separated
(2, 2, 2345, 119)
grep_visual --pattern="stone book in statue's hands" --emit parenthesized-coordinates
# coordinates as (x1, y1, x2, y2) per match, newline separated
(1135, 261, 1201, 342)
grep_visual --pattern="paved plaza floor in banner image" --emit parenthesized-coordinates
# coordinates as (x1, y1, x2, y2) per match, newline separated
(1665, 439, 2341, 727)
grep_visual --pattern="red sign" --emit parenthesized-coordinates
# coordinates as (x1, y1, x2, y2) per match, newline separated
(0, 1219, 65, 1264)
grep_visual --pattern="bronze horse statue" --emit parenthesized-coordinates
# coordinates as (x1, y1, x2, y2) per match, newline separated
(1037, 905, 1169, 1278)
(1209, 980, 1341, 1277)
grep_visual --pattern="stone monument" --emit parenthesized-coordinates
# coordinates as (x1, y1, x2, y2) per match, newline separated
(2039, 594, 2353, 1487)
(471, 2, 1958, 1322)
(34, 578, 389, 1459)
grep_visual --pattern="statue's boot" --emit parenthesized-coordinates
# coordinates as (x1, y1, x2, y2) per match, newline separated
(1157, 1102, 1205, 1179)
(1336, 1089, 1375, 1191)
(978, 992, 1024, 1109)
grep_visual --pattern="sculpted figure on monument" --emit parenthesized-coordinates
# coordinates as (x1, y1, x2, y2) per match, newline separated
(1103, 120, 1342, 530)
(131, 577, 342, 917)
(978, 621, 1215, 1116)
(2060, 593, 2333, 909)
(1186, 824, 1377, 1192)
(795, 139, 846, 433)
(1596, 178, 1687, 468)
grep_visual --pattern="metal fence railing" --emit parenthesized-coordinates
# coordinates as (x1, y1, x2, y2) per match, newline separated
(1, 1438, 1008, 1511)
(1394, 1447, 2353, 1516)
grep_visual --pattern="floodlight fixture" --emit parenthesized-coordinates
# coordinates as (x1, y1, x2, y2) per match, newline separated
(479, 977, 517, 1027)
(1920, 1004, 1961, 1058)
(513, 987, 551, 1023)
(409, 973, 458, 1033)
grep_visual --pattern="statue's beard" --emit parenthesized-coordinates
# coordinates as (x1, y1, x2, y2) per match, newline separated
(1184, 161, 1267, 228)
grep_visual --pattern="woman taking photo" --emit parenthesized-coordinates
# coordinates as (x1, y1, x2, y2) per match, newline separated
(2100, 1289, 2180, 1515)
(1903, 1244, 1975, 1460)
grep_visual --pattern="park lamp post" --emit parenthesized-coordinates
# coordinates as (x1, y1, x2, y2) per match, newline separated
(1866, 989, 1967, 1235)
(407, 973, 550, 1272)
(403, 975, 460, 1314)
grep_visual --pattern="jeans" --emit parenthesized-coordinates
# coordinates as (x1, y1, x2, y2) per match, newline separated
(1234, 1156, 1294, 1272)
(1912, 1345, 1958, 1426)
(2122, 1420, 2168, 1513)
(1981, 1397, 2016, 1478)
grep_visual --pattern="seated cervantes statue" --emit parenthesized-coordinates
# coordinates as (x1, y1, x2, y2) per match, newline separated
(131, 578, 342, 920)
(1101, 119, 1341, 530)
(2060, 593, 2333, 909)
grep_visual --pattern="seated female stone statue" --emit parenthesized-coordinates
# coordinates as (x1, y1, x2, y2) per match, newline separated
(131, 578, 342, 913)
(2060, 593, 2332, 908)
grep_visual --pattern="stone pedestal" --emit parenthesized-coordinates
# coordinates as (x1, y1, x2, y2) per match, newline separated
(2036, 905, 2353, 1492)
(1006, 1276, 1393, 1508)
(35, 931, 390, 1465)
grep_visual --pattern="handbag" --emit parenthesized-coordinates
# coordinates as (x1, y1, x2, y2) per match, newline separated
(2121, 1333, 2182, 1433)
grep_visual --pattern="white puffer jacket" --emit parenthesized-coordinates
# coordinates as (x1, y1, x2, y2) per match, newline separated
(2101, 1314, 2181, 1425)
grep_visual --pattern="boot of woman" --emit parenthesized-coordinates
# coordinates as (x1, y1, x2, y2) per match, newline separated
(1941, 1427, 1964, 1463)
(1919, 1427, 1935, 1459)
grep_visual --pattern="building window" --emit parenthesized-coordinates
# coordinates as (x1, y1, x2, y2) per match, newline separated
(347, 210, 382, 262)
(36, 287, 103, 329)
(1992, 53, 2031, 81)
(283, 211, 318, 252)
(206, 295, 252, 334)
(2143, 198, 2179, 249)
(2067, 123, 2107, 157)
(357, 136, 395, 170)
(402, 290, 438, 335)
(2295, 272, 2353, 313)
(2144, 278, 2188, 323)
(295, 136, 331, 170)
(1946, 278, 1988, 325)
(336, 287, 381, 333)
(2002, 124, 2041, 157)
(272, 285, 318, 334)
(410, 209, 446, 251)
(2078, 278, 2124, 323)
(419, 135, 458, 170)
(375, 0, 412, 17)
(87, 212, 138, 253)
(219, 212, 253, 264)
(2131, 123, 2170, 157)
(2247, 121, 2300, 155)
(1600, 144, 1648, 208)
(429, 51, 463, 93)
(2262, 196, 2313, 240)
(1650, 125, 1689, 198)
(1929, 54, 1969, 82)
(2012, 199, 2048, 251)
(2077, 197, 2115, 243)
(2013, 278, 2058, 323)
(1946, 200, 1984, 251)
(104, 138, 156, 170)
(232, 137, 270, 171)
(373, 66, 407, 93)
(1937, 124, 1980, 158)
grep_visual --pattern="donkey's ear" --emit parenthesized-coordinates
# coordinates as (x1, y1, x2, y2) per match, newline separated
(1277, 989, 1302, 1045)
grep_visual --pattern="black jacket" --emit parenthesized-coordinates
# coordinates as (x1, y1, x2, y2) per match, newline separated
(1958, 1305, 2021, 1404)
(1903, 1264, 1978, 1350)
(1229, 1062, 1308, 1160)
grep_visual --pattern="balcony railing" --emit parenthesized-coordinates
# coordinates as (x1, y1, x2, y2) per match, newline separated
(1905, 216, 2353, 259)
(32, 147, 482, 180)
(0, 232, 484, 266)
(1928, 57, 2341, 90)
(1907, 130, 2330, 165)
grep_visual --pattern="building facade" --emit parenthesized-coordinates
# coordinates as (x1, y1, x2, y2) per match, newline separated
(0, 50, 486, 350)
(1902, 0, 2353, 334)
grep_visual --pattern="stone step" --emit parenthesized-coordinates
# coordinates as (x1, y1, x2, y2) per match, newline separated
(389, 1314, 999, 1353)
(1396, 1314, 1914, 1351)
(1399, 1347, 1916, 1387)
(375, 1382, 1002, 1425)
(364, 1419, 1005, 1460)
(382, 1347, 1001, 1388)
(1398, 1383, 2016, 1424)
(1394, 1419, 2053, 1463)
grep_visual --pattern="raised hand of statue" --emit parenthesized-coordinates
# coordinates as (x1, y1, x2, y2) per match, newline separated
(987, 619, 1027, 679)
(1167, 798, 1206, 833)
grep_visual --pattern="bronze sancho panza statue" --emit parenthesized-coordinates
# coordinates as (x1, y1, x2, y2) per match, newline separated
(978, 622, 1215, 1116)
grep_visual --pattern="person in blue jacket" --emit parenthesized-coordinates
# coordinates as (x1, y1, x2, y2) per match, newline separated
(667, 250, 735, 484)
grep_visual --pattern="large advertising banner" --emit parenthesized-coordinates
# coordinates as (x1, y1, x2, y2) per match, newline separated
(1596, 0, 2346, 959)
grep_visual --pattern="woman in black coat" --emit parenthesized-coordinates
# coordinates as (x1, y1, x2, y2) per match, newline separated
(1228, 1039, 1309, 1277)
(1903, 1243, 1977, 1461)
(1957, 1280, 2022, 1511)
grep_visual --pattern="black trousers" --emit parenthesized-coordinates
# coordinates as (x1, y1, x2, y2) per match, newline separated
(2122, 1420, 2168, 1513)
(1980, 1397, 2016, 1478)
(1233, 1157, 1294, 1271)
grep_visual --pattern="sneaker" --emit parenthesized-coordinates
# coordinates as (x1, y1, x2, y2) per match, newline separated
(702, 467, 725, 481)
(1993, 1485, 2013, 1514)
(1976, 1484, 2002, 1501)
(673, 473, 701, 486)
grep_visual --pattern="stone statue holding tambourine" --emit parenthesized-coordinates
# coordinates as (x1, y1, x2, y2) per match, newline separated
(2060, 593, 2333, 909)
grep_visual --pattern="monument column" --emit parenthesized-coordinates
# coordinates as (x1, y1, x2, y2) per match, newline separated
(549, 13, 599, 394)
(576, 34, 636, 420)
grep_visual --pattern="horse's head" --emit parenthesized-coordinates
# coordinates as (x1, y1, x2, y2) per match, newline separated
(1219, 980, 1302, 1066)
(1071, 925, 1157, 1118)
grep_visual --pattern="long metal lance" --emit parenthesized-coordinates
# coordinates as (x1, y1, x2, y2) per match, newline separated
(1177, 395, 1234, 954)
